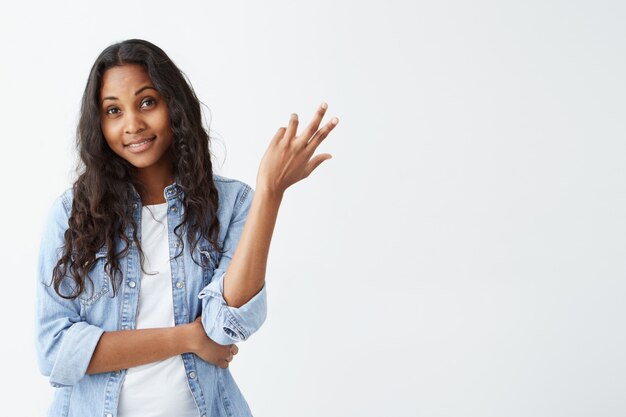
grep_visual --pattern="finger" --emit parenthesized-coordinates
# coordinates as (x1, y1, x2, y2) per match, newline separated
(226, 353, 234, 362)
(283, 113, 299, 142)
(298, 102, 328, 144)
(303, 153, 332, 178)
(306, 117, 339, 151)
(272, 127, 286, 144)
(219, 360, 229, 369)
(231, 345, 239, 355)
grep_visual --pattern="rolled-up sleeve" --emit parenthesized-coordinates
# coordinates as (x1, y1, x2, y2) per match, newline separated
(35, 193, 105, 387)
(198, 184, 268, 345)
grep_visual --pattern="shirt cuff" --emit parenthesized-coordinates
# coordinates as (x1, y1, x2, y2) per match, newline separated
(198, 272, 267, 345)
(49, 322, 104, 387)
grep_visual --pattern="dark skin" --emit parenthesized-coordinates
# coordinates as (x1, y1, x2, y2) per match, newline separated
(88, 64, 236, 373)
(89, 63, 339, 374)
(100, 63, 174, 204)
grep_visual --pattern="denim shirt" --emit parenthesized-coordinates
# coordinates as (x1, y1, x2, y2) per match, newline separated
(35, 175, 267, 417)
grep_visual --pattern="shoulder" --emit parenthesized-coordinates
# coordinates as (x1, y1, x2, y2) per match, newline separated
(212, 174, 254, 210)
(45, 187, 74, 222)
(58, 187, 74, 213)
(39, 187, 75, 257)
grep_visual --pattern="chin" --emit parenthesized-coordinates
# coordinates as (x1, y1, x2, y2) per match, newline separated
(126, 150, 172, 172)
(128, 159, 160, 169)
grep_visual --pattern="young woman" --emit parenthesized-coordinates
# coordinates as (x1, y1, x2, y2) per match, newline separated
(35, 39, 338, 417)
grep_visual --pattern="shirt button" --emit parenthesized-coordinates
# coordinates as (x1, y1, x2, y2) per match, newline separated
(188, 371, 197, 379)
(171, 206, 178, 212)
(176, 281, 183, 289)
(175, 241, 181, 247)
(132, 203, 138, 209)
(128, 281, 136, 288)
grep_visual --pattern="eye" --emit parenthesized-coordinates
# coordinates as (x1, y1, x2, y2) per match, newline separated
(105, 107, 120, 115)
(140, 98, 156, 108)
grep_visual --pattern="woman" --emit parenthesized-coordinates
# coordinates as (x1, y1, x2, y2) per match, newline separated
(35, 38, 338, 417)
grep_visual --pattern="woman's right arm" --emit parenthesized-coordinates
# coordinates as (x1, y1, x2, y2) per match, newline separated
(36, 193, 103, 387)
(86, 319, 236, 374)
(36, 193, 234, 388)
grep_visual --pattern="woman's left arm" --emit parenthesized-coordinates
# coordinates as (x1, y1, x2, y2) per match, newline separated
(223, 103, 339, 307)
(199, 104, 338, 345)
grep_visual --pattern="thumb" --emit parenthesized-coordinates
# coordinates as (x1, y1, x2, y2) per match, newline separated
(304, 154, 332, 177)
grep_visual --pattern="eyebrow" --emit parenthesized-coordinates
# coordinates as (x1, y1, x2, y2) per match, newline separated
(101, 86, 158, 105)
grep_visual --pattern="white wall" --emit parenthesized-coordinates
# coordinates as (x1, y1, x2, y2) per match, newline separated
(1, 1, 624, 416)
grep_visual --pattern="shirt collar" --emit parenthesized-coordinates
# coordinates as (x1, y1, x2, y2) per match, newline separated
(129, 177, 184, 202)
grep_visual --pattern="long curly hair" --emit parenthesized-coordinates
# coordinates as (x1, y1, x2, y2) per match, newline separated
(52, 39, 222, 299)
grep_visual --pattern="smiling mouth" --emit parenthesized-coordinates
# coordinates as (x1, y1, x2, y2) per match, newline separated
(126, 136, 156, 148)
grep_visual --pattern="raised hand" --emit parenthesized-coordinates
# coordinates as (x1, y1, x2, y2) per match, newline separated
(256, 102, 339, 196)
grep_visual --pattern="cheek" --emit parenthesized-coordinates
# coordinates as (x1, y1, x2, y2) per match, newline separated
(154, 110, 174, 138)
(155, 108, 171, 128)
(100, 119, 117, 136)
(100, 120, 120, 149)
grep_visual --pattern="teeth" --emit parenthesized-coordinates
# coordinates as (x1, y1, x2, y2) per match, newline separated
(129, 138, 153, 148)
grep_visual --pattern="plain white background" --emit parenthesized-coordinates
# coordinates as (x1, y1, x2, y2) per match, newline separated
(1, 1, 625, 416)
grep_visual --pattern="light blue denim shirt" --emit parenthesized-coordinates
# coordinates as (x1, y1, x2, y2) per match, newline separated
(35, 175, 267, 417)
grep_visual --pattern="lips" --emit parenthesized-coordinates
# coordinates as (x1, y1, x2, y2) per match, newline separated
(124, 135, 157, 154)
(125, 135, 156, 148)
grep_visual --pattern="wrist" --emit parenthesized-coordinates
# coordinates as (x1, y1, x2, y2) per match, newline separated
(254, 188, 285, 212)
(255, 182, 285, 201)
(178, 322, 200, 354)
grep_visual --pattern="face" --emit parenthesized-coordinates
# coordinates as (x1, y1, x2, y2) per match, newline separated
(99, 64, 174, 175)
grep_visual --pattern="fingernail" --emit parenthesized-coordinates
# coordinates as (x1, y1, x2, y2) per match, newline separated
(331, 117, 339, 125)
(321, 102, 328, 109)
(292, 113, 298, 120)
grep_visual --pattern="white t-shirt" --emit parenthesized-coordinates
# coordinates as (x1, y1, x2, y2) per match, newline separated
(117, 202, 198, 417)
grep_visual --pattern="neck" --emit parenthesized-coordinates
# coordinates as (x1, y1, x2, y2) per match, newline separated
(134, 161, 175, 205)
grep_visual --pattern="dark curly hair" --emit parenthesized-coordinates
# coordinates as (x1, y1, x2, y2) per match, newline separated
(52, 39, 222, 299)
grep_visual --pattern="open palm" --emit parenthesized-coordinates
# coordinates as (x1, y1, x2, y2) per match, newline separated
(256, 103, 339, 196)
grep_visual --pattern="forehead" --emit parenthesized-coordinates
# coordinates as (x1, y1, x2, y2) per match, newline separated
(100, 64, 153, 97)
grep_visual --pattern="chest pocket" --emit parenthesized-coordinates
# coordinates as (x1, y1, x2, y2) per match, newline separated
(198, 245, 219, 287)
(79, 249, 112, 306)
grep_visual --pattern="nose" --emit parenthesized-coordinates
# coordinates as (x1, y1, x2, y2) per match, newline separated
(124, 109, 147, 135)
